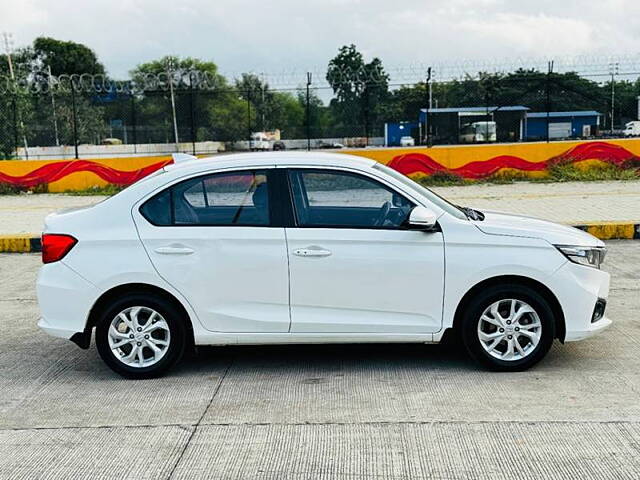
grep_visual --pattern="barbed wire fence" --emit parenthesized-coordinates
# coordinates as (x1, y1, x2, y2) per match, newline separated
(1, 54, 640, 159)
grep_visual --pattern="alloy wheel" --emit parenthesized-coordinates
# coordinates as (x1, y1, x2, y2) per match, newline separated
(477, 299, 542, 361)
(107, 306, 171, 368)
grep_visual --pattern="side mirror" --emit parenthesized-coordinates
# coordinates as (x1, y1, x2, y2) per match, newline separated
(407, 206, 438, 231)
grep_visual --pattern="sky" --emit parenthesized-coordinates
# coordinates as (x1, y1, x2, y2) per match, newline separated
(2, 0, 640, 83)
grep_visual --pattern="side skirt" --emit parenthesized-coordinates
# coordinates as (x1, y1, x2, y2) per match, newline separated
(194, 332, 438, 346)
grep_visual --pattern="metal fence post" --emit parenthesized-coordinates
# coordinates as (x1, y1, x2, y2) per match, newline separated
(247, 88, 252, 150)
(130, 94, 138, 153)
(12, 95, 18, 158)
(363, 84, 370, 147)
(545, 60, 553, 143)
(70, 83, 79, 159)
(426, 67, 432, 146)
(189, 72, 196, 155)
(306, 72, 312, 151)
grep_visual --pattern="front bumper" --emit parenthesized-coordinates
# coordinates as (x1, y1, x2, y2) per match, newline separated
(549, 260, 611, 342)
(565, 315, 612, 341)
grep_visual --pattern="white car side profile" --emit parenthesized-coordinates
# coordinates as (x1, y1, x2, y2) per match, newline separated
(37, 152, 610, 378)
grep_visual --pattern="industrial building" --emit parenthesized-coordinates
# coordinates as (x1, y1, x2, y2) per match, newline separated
(524, 111, 601, 141)
(384, 107, 602, 146)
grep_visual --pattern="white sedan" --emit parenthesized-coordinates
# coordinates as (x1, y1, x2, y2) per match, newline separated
(37, 152, 610, 378)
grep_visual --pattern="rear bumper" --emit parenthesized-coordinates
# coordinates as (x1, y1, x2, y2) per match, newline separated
(37, 317, 76, 340)
(36, 261, 98, 340)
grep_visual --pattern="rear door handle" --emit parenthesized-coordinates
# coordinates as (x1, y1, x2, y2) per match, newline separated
(154, 246, 194, 255)
(293, 247, 332, 257)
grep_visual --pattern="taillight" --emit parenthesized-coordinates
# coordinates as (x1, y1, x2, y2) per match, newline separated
(42, 234, 77, 264)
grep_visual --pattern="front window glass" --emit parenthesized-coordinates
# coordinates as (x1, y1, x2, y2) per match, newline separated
(372, 163, 468, 220)
(289, 169, 414, 228)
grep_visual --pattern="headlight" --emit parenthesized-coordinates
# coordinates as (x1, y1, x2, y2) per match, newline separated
(555, 245, 607, 269)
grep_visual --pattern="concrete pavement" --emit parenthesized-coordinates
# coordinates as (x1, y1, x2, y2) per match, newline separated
(1, 241, 640, 478)
(0, 180, 638, 250)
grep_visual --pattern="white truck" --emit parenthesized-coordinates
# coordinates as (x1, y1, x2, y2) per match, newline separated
(250, 132, 271, 151)
(623, 121, 640, 137)
(459, 121, 497, 143)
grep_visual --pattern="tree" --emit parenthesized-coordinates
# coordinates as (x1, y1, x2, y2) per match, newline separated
(326, 45, 389, 137)
(131, 56, 248, 143)
(234, 73, 305, 137)
(32, 37, 105, 76)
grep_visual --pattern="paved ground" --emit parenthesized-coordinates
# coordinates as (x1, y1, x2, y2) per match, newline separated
(1, 241, 639, 478)
(1, 179, 639, 234)
(434, 180, 640, 224)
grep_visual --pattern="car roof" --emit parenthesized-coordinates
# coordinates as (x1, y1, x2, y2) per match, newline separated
(163, 151, 377, 177)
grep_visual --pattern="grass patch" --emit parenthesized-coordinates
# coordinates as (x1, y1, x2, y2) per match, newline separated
(419, 162, 639, 187)
(416, 170, 469, 187)
(0, 183, 48, 195)
(63, 184, 127, 196)
(547, 162, 639, 182)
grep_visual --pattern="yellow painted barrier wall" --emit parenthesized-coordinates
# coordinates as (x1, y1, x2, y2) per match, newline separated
(0, 138, 639, 191)
(341, 138, 640, 179)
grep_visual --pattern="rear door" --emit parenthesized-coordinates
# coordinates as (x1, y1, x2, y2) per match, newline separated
(285, 167, 445, 334)
(133, 168, 291, 333)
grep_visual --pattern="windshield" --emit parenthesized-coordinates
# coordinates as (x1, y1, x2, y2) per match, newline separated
(372, 163, 468, 220)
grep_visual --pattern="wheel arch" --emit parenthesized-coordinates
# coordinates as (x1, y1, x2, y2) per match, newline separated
(451, 275, 566, 342)
(77, 283, 195, 350)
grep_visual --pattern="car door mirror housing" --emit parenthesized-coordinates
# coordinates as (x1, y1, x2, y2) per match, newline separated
(407, 206, 438, 230)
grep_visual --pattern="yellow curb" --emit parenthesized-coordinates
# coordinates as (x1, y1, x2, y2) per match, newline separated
(579, 222, 638, 240)
(0, 234, 39, 253)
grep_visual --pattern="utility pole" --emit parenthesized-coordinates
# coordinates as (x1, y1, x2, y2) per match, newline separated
(260, 72, 266, 132)
(166, 58, 180, 149)
(48, 65, 60, 146)
(3, 32, 29, 159)
(545, 60, 554, 143)
(609, 62, 619, 134)
(2, 32, 15, 79)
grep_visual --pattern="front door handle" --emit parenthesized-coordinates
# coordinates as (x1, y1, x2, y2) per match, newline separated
(154, 245, 195, 255)
(293, 247, 332, 258)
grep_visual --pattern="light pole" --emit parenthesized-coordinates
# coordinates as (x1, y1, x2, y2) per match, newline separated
(48, 65, 60, 146)
(166, 58, 180, 149)
(2, 32, 29, 159)
(609, 62, 619, 134)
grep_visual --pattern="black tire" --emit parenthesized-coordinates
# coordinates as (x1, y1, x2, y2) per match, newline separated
(461, 284, 556, 371)
(95, 293, 187, 379)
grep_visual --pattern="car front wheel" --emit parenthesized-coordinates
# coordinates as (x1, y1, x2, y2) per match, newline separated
(461, 285, 556, 371)
(95, 294, 187, 379)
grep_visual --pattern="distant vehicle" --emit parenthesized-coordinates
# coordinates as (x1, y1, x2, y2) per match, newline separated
(273, 141, 286, 151)
(250, 132, 271, 151)
(400, 136, 415, 147)
(37, 152, 610, 378)
(623, 121, 640, 137)
(459, 121, 497, 143)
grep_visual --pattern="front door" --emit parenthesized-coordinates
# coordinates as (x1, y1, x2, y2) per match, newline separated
(286, 168, 445, 334)
(134, 168, 290, 333)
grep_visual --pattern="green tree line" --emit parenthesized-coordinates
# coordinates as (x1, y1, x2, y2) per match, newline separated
(1, 38, 639, 158)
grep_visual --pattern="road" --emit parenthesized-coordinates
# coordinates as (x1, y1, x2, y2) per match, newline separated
(1, 241, 639, 478)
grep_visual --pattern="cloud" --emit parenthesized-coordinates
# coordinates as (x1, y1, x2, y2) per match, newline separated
(0, 0, 638, 81)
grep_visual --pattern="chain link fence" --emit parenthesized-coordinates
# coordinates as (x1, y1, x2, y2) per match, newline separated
(1, 61, 639, 159)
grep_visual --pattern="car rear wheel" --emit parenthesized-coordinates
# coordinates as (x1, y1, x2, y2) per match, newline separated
(95, 294, 186, 379)
(461, 285, 556, 371)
